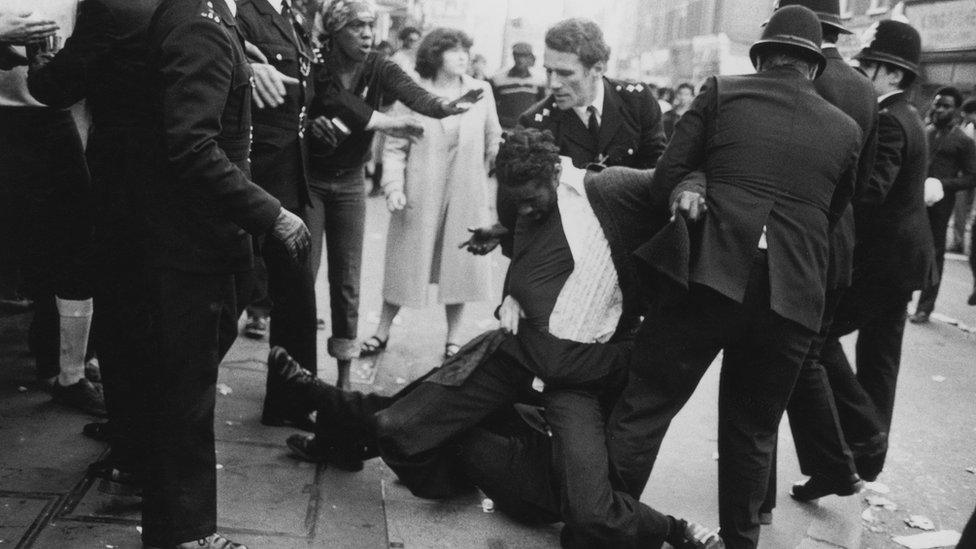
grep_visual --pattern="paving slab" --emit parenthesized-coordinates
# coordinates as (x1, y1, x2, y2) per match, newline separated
(0, 493, 59, 546)
(381, 478, 561, 548)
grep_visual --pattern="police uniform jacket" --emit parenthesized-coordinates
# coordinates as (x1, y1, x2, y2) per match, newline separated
(236, 0, 312, 210)
(27, 0, 159, 246)
(519, 77, 666, 170)
(497, 77, 666, 253)
(148, 0, 281, 273)
(853, 91, 935, 292)
(816, 46, 879, 290)
(656, 69, 861, 332)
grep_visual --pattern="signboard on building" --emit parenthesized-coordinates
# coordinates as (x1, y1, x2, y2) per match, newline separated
(906, 0, 976, 53)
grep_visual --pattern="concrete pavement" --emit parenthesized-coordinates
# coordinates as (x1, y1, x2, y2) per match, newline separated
(1, 195, 974, 548)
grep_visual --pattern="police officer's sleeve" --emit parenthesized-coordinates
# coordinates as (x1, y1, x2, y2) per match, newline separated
(858, 111, 904, 206)
(155, 15, 280, 235)
(635, 84, 666, 169)
(27, 0, 114, 108)
(650, 77, 714, 214)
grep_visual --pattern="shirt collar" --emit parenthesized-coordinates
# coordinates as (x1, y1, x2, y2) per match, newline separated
(572, 78, 605, 122)
(878, 90, 902, 105)
(223, 0, 238, 16)
(558, 156, 588, 196)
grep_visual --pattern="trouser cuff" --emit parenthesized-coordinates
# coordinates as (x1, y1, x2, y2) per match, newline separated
(328, 337, 358, 360)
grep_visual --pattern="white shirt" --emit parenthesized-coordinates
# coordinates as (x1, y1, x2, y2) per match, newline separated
(572, 79, 605, 128)
(548, 156, 623, 344)
(266, 0, 284, 14)
(223, 0, 238, 16)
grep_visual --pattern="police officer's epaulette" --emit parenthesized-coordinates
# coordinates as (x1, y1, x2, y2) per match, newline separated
(530, 98, 558, 123)
(199, 0, 221, 23)
(612, 80, 647, 95)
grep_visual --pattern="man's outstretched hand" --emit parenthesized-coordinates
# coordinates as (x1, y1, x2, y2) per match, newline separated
(272, 208, 310, 263)
(459, 224, 507, 255)
(442, 88, 484, 115)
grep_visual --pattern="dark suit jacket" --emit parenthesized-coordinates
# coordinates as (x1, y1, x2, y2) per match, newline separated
(816, 47, 879, 290)
(655, 68, 861, 332)
(148, 0, 280, 273)
(236, 0, 311, 210)
(27, 0, 159, 242)
(853, 92, 935, 292)
(519, 78, 666, 169)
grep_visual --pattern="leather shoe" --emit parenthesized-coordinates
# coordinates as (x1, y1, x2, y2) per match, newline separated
(790, 475, 863, 502)
(89, 459, 143, 497)
(967, 291, 976, 306)
(262, 346, 316, 431)
(908, 311, 930, 324)
(52, 378, 107, 417)
(82, 421, 115, 441)
(758, 512, 773, 525)
(286, 434, 365, 472)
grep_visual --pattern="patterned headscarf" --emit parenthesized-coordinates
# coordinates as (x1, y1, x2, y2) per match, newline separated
(314, 0, 377, 43)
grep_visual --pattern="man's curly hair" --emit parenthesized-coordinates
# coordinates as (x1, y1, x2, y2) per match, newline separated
(495, 127, 562, 188)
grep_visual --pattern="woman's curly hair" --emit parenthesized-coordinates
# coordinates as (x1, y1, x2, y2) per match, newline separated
(414, 28, 473, 80)
(495, 127, 562, 188)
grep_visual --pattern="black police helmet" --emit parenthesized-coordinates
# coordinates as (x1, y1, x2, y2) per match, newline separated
(854, 20, 921, 77)
(750, 5, 826, 77)
(767, 0, 852, 35)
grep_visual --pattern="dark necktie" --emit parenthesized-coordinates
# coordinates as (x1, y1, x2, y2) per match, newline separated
(587, 105, 600, 144)
(280, 0, 307, 45)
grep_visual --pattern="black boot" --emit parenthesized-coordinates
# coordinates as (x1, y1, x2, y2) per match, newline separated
(262, 346, 317, 431)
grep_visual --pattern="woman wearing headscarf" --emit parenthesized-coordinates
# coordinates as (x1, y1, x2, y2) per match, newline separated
(306, 0, 480, 388)
(362, 28, 500, 359)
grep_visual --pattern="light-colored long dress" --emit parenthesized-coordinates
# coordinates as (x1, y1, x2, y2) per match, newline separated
(381, 74, 502, 308)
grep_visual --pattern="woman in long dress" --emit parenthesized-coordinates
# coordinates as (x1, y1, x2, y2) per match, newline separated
(361, 27, 501, 359)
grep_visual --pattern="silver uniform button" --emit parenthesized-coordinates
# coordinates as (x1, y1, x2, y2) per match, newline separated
(275, 53, 283, 61)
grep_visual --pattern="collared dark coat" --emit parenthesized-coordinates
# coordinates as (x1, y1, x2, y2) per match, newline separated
(852, 91, 935, 291)
(656, 69, 861, 332)
(147, 0, 281, 274)
(816, 46, 879, 289)
(236, 0, 312, 210)
(519, 77, 666, 170)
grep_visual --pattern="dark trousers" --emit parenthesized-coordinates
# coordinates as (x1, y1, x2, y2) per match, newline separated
(608, 256, 815, 549)
(544, 385, 672, 549)
(293, 362, 561, 524)
(0, 107, 94, 377)
(93, 232, 151, 473)
(249, 232, 318, 373)
(306, 169, 365, 360)
(917, 194, 956, 315)
(821, 281, 910, 466)
(376, 339, 536, 499)
(761, 289, 860, 512)
(142, 269, 252, 546)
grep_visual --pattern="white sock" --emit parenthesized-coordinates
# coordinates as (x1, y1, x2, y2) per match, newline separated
(56, 297, 93, 387)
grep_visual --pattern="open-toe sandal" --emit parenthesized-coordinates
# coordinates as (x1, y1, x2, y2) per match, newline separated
(359, 335, 388, 357)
